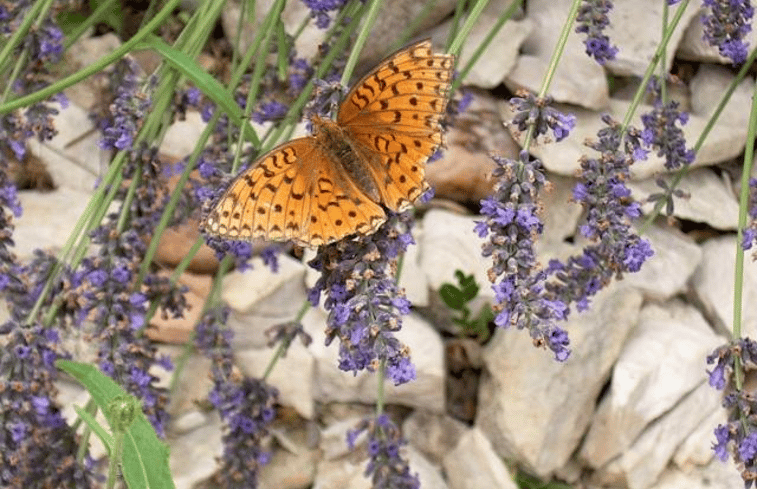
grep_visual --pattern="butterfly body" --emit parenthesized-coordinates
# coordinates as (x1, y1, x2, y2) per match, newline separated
(203, 40, 454, 247)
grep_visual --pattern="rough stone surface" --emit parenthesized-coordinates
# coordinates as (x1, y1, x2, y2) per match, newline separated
(477, 284, 643, 477)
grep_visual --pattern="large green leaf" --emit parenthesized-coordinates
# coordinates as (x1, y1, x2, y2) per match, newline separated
(57, 360, 175, 489)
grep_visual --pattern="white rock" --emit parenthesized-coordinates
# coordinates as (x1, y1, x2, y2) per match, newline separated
(170, 413, 223, 489)
(673, 407, 726, 469)
(540, 172, 583, 246)
(443, 427, 518, 489)
(28, 103, 104, 192)
(320, 416, 366, 461)
(306, 308, 445, 413)
(691, 235, 757, 337)
(63, 33, 122, 108)
(595, 382, 723, 489)
(580, 300, 724, 467)
(622, 223, 702, 301)
(313, 457, 370, 489)
(403, 410, 468, 465)
(160, 111, 207, 159)
(420, 209, 491, 299)
(259, 427, 319, 489)
(434, 7, 532, 88)
(407, 447, 449, 489)
(628, 168, 739, 231)
(604, 0, 701, 77)
(15, 187, 91, 259)
(650, 457, 744, 489)
(505, 0, 609, 109)
(476, 284, 643, 477)
(236, 340, 316, 419)
(222, 254, 308, 348)
(167, 353, 213, 418)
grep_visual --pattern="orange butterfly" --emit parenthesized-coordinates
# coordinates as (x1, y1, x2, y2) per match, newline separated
(202, 39, 454, 247)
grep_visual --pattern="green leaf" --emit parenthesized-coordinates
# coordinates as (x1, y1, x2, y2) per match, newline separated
(73, 405, 114, 456)
(57, 360, 175, 489)
(141, 35, 260, 147)
(439, 283, 465, 310)
(454, 271, 480, 302)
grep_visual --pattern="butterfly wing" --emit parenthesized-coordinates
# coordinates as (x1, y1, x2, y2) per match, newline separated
(337, 40, 454, 211)
(202, 138, 386, 247)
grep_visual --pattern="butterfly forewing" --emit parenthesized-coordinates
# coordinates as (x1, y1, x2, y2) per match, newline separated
(338, 40, 453, 211)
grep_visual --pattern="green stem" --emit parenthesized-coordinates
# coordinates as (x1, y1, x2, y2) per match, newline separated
(0, 0, 46, 90)
(376, 358, 386, 415)
(619, 0, 688, 132)
(640, 42, 757, 231)
(522, 0, 580, 150)
(340, 0, 385, 88)
(63, 0, 121, 50)
(447, 0, 492, 57)
(0, 0, 184, 114)
(730, 77, 757, 390)
(450, 0, 523, 94)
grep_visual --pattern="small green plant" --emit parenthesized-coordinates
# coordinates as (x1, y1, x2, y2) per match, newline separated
(439, 270, 494, 341)
(515, 471, 573, 489)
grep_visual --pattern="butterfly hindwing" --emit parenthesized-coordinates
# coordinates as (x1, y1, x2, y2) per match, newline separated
(203, 139, 386, 246)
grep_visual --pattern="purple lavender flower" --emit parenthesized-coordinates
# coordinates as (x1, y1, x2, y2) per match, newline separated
(706, 338, 757, 486)
(27, 21, 64, 64)
(308, 212, 418, 384)
(302, 0, 348, 28)
(98, 62, 154, 151)
(545, 115, 653, 312)
(252, 100, 288, 124)
(640, 79, 695, 171)
(509, 91, 576, 142)
(575, 0, 620, 64)
(744, 178, 757, 252)
(0, 322, 95, 487)
(702, 0, 754, 64)
(195, 307, 278, 487)
(347, 414, 420, 489)
(478, 151, 571, 361)
(288, 57, 313, 93)
(713, 424, 732, 461)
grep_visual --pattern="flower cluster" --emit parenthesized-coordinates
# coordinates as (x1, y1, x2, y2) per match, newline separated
(546, 115, 653, 311)
(0, 1, 69, 164)
(743, 178, 757, 253)
(509, 90, 576, 142)
(65, 144, 186, 437)
(302, 0, 349, 28)
(702, 0, 754, 64)
(575, 0, 619, 64)
(0, 5, 94, 485)
(640, 78, 695, 171)
(252, 100, 288, 124)
(347, 414, 420, 489)
(195, 307, 279, 487)
(308, 212, 417, 385)
(476, 152, 571, 361)
(0, 321, 95, 488)
(0, 249, 95, 487)
(96, 58, 154, 151)
(707, 338, 757, 487)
